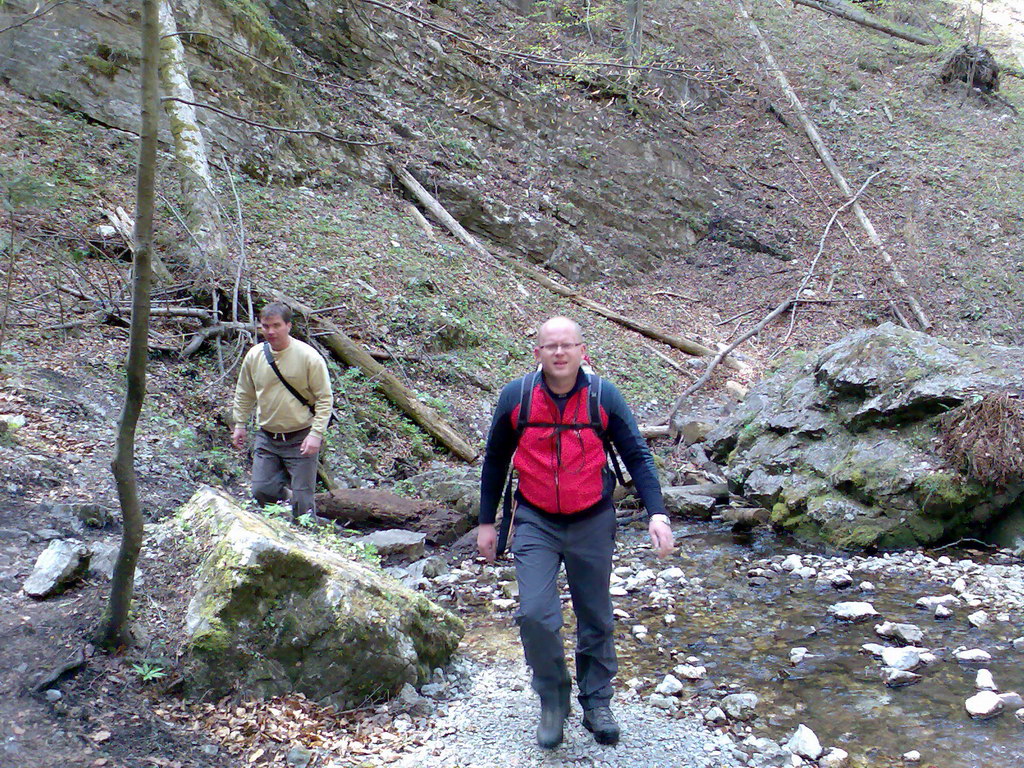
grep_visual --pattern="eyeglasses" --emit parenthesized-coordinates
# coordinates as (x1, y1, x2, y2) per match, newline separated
(538, 342, 584, 353)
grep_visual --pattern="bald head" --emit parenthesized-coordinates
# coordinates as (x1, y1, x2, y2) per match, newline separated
(534, 316, 586, 393)
(537, 316, 583, 345)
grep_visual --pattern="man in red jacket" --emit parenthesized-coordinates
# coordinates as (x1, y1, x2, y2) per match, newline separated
(478, 316, 674, 749)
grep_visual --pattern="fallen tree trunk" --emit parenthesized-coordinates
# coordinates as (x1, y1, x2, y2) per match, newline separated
(391, 164, 746, 370)
(736, 0, 932, 330)
(280, 293, 479, 463)
(792, 0, 939, 46)
(314, 488, 471, 545)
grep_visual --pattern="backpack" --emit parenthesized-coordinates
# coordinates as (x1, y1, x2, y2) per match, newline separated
(495, 369, 626, 556)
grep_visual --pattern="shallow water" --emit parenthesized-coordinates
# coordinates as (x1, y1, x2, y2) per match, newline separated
(614, 522, 1024, 768)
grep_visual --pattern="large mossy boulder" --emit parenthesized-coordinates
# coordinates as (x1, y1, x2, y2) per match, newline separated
(708, 324, 1024, 549)
(177, 487, 464, 708)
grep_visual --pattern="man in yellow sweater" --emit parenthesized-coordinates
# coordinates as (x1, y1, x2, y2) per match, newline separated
(232, 303, 333, 519)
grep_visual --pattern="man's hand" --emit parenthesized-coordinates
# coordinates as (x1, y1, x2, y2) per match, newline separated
(232, 426, 247, 450)
(300, 433, 322, 456)
(477, 523, 497, 563)
(648, 516, 674, 559)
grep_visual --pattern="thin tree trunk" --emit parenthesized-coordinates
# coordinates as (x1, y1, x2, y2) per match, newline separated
(736, 0, 932, 330)
(625, 0, 645, 67)
(0, 204, 16, 355)
(391, 165, 745, 369)
(280, 294, 480, 463)
(792, 0, 939, 47)
(157, 0, 230, 282)
(96, 0, 159, 649)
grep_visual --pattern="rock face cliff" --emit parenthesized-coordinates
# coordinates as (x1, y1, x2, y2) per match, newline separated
(178, 487, 464, 707)
(709, 324, 1024, 549)
(0, 0, 730, 281)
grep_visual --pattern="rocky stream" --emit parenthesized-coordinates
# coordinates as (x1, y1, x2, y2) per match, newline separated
(396, 517, 1024, 768)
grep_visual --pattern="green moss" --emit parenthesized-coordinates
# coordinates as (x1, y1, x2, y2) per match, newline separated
(835, 523, 887, 549)
(212, 0, 290, 59)
(912, 471, 982, 517)
(736, 419, 765, 450)
(905, 514, 946, 545)
(189, 620, 233, 656)
(82, 55, 121, 78)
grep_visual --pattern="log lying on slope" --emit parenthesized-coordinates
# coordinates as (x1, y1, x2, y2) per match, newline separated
(792, 0, 939, 47)
(281, 294, 479, 464)
(391, 165, 746, 371)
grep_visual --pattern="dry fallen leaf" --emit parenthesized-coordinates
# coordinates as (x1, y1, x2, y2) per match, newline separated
(90, 730, 112, 743)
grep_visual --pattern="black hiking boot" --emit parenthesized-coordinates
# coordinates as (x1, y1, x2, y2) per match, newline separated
(536, 701, 566, 749)
(582, 706, 621, 745)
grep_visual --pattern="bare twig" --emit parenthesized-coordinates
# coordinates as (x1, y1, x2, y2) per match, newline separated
(737, 0, 931, 329)
(160, 97, 388, 146)
(667, 299, 792, 427)
(356, 0, 724, 81)
(165, 30, 352, 91)
(0, 0, 71, 36)
(777, 170, 884, 349)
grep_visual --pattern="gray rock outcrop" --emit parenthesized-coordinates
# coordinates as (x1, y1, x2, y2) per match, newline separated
(23, 539, 90, 599)
(709, 324, 1024, 549)
(178, 487, 464, 708)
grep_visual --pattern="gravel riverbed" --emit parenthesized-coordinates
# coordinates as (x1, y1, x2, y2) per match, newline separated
(393, 656, 744, 768)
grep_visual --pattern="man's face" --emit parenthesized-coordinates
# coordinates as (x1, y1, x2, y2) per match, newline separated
(534, 321, 585, 381)
(260, 315, 292, 350)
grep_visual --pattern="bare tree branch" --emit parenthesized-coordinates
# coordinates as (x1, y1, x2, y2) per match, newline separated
(160, 97, 388, 146)
(0, 0, 71, 36)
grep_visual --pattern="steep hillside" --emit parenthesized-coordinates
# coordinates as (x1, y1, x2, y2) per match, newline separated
(2, 1, 1024, 766)
(1, 0, 1022, 494)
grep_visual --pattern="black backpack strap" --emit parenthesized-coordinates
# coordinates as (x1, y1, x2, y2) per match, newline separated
(515, 370, 541, 435)
(263, 342, 315, 415)
(588, 373, 628, 487)
(497, 371, 540, 558)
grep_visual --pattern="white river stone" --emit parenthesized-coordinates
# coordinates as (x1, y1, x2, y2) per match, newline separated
(916, 594, 960, 611)
(956, 648, 993, 663)
(828, 601, 878, 622)
(976, 669, 997, 690)
(965, 690, 1004, 719)
(655, 674, 684, 696)
(781, 554, 803, 572)
(881, 647, 922, 671)
(704, 706, 727, 724)
(968, 610, 990, 628)
(819, 747, 850, 768)
(884, 668, 922, 687)
(874, 621, 923, 645)
(674, 663, 707, 680)
(720, 692, 758, 721)
(999, 691, 1024, 709)
(785, 723, 822, 760)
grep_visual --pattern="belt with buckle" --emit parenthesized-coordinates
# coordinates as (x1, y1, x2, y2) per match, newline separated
(261, 426, 310, 441)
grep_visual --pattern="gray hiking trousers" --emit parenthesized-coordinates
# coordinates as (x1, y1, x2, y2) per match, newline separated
(511, 503, 618, 712)
(251, 427, 318, 518)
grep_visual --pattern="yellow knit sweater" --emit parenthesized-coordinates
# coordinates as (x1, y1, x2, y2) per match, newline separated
(232, 339, 333, 436)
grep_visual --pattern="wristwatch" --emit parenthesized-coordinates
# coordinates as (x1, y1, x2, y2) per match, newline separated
(649, 513, 670, 526)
